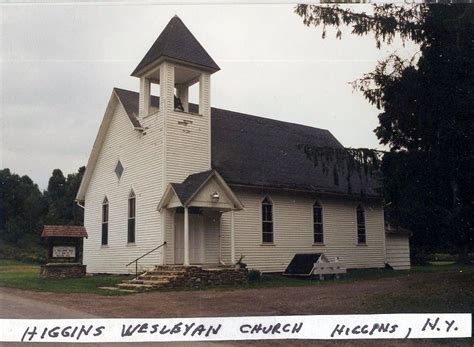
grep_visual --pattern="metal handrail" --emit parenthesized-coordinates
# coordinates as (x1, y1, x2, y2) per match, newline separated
(126, 241, 167, 279)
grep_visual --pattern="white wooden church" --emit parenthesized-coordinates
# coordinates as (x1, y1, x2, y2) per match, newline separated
(76, 16, 410, 274)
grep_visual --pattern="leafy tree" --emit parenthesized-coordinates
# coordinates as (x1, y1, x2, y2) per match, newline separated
(65, 166, 85, 225)
(295, 4, 473, 262)
(44, 169, 68, 225)
(44, 167, 85, 226)
(0, 167, 85, 261)
(0, 169, 47, 261)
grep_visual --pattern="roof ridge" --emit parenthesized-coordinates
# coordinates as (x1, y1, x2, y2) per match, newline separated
(113, 87, 331, 134)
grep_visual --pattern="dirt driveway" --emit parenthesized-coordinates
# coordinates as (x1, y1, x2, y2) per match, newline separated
(0, 271, 472, 346)
(2, 273, 410, 319)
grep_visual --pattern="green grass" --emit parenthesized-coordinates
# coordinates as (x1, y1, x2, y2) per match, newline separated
(365, 265, 474, 313)
(0, 260, 132, 295)
(428, 260, 456, 266)
(1, 259, 473, 299)
(243, 264, 473, 290)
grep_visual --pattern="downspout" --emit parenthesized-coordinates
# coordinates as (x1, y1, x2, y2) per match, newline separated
(76, 200, 85, 209)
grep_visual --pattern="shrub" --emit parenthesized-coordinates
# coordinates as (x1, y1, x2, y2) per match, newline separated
(248, 270, 261, 282)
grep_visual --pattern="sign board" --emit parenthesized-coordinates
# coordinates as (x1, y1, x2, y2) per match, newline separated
(52, 246, 76, 258)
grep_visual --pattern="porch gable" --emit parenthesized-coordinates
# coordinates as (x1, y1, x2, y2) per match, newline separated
(157, 169, 244, 211)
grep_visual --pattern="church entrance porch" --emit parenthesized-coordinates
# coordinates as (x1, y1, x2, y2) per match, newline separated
(157, 170, 244, 267)
(171, 207, 234, 266)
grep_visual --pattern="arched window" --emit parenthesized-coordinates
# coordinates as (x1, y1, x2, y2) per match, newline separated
(128, 190, 136, 243)
(356, 205, 366, 244)
(313, 202, 323, 243)
(101, 197, 109, 245)
(261, 197, 273, 244)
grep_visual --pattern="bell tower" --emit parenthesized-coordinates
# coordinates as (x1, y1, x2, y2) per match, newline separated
(131, 16, 220, 185)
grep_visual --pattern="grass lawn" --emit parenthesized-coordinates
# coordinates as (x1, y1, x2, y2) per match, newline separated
(428, 260, 456, 266)
(1, 259, 473, 305)
(0, 260, 132, 296)
(367, 265, 474, 313)
(244, 263, 472, 289)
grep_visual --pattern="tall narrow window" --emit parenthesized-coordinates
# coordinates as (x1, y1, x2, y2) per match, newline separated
(356, 205, 366, 244)
(313, 202, 324, 243)
(101, 197, 108, 245)
(128, 190, 136, 243)
(262, 197, 273, 243)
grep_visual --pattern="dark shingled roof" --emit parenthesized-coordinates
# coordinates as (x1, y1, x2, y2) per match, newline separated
(114, 88, 380, 197)
(131, 16, 220, 76)
(171, 170, 214, 204)
(114, 89, 143, 128)
(41, 225, 88, 238)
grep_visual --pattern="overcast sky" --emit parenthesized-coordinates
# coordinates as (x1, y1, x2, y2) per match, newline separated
(1, 3, 417, 190)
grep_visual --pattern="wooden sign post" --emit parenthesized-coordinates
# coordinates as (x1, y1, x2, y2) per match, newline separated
(40, 225, 88, 278)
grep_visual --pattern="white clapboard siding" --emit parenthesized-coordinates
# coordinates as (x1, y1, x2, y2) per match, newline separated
(83, 100, 165, 274)
(386, 234, 411, 270)
(219, 188, 386, 273)
(164, 110, 210, 184)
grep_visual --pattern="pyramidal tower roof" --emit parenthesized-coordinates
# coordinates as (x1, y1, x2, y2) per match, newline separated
(131, 16, 220, 76)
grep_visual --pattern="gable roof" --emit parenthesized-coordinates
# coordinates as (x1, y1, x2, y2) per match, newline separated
(131, 16, 220, 77)
(112, 89, 380, 198)
(170, 170, 214, 204)
(41, 225, 88, 238)
(113, 88, 142, 128)
(158, 170, 244, 210)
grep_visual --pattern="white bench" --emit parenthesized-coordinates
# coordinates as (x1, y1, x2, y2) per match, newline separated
(311, 260, 347, 280)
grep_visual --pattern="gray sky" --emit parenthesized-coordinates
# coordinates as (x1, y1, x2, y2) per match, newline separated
(0, 3, 416, 190)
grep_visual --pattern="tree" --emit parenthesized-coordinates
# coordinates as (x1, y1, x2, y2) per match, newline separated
(1, 166, 86, 261)
(44, 167, 85, 226)
(295, 4, 473, 262)
(0, 169, 47, 261)
(44, 169, 68, 225)
(65, 166, 85, 225)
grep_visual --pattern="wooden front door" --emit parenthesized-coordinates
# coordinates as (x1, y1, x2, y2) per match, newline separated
(174, 213, 205, 264)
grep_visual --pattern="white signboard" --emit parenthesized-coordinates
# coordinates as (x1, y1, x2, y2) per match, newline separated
(52, 246, 76, 258)
(0, 314, 471, 343)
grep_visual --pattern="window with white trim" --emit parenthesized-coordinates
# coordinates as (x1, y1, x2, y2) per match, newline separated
(101, 197, 108, 245)
(128, 190, 136, 243)
(356, 205, 366, 244)
(262, 197, 273, 243)
(313, 202, 323, 243)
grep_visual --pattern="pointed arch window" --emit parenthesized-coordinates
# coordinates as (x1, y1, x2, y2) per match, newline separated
(313, 202, 324, 244)
(101, 197, 109, 245)
(262, 197, 274, 244)
(128, 190, 136, 243)
(356, 205, 366, 244)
